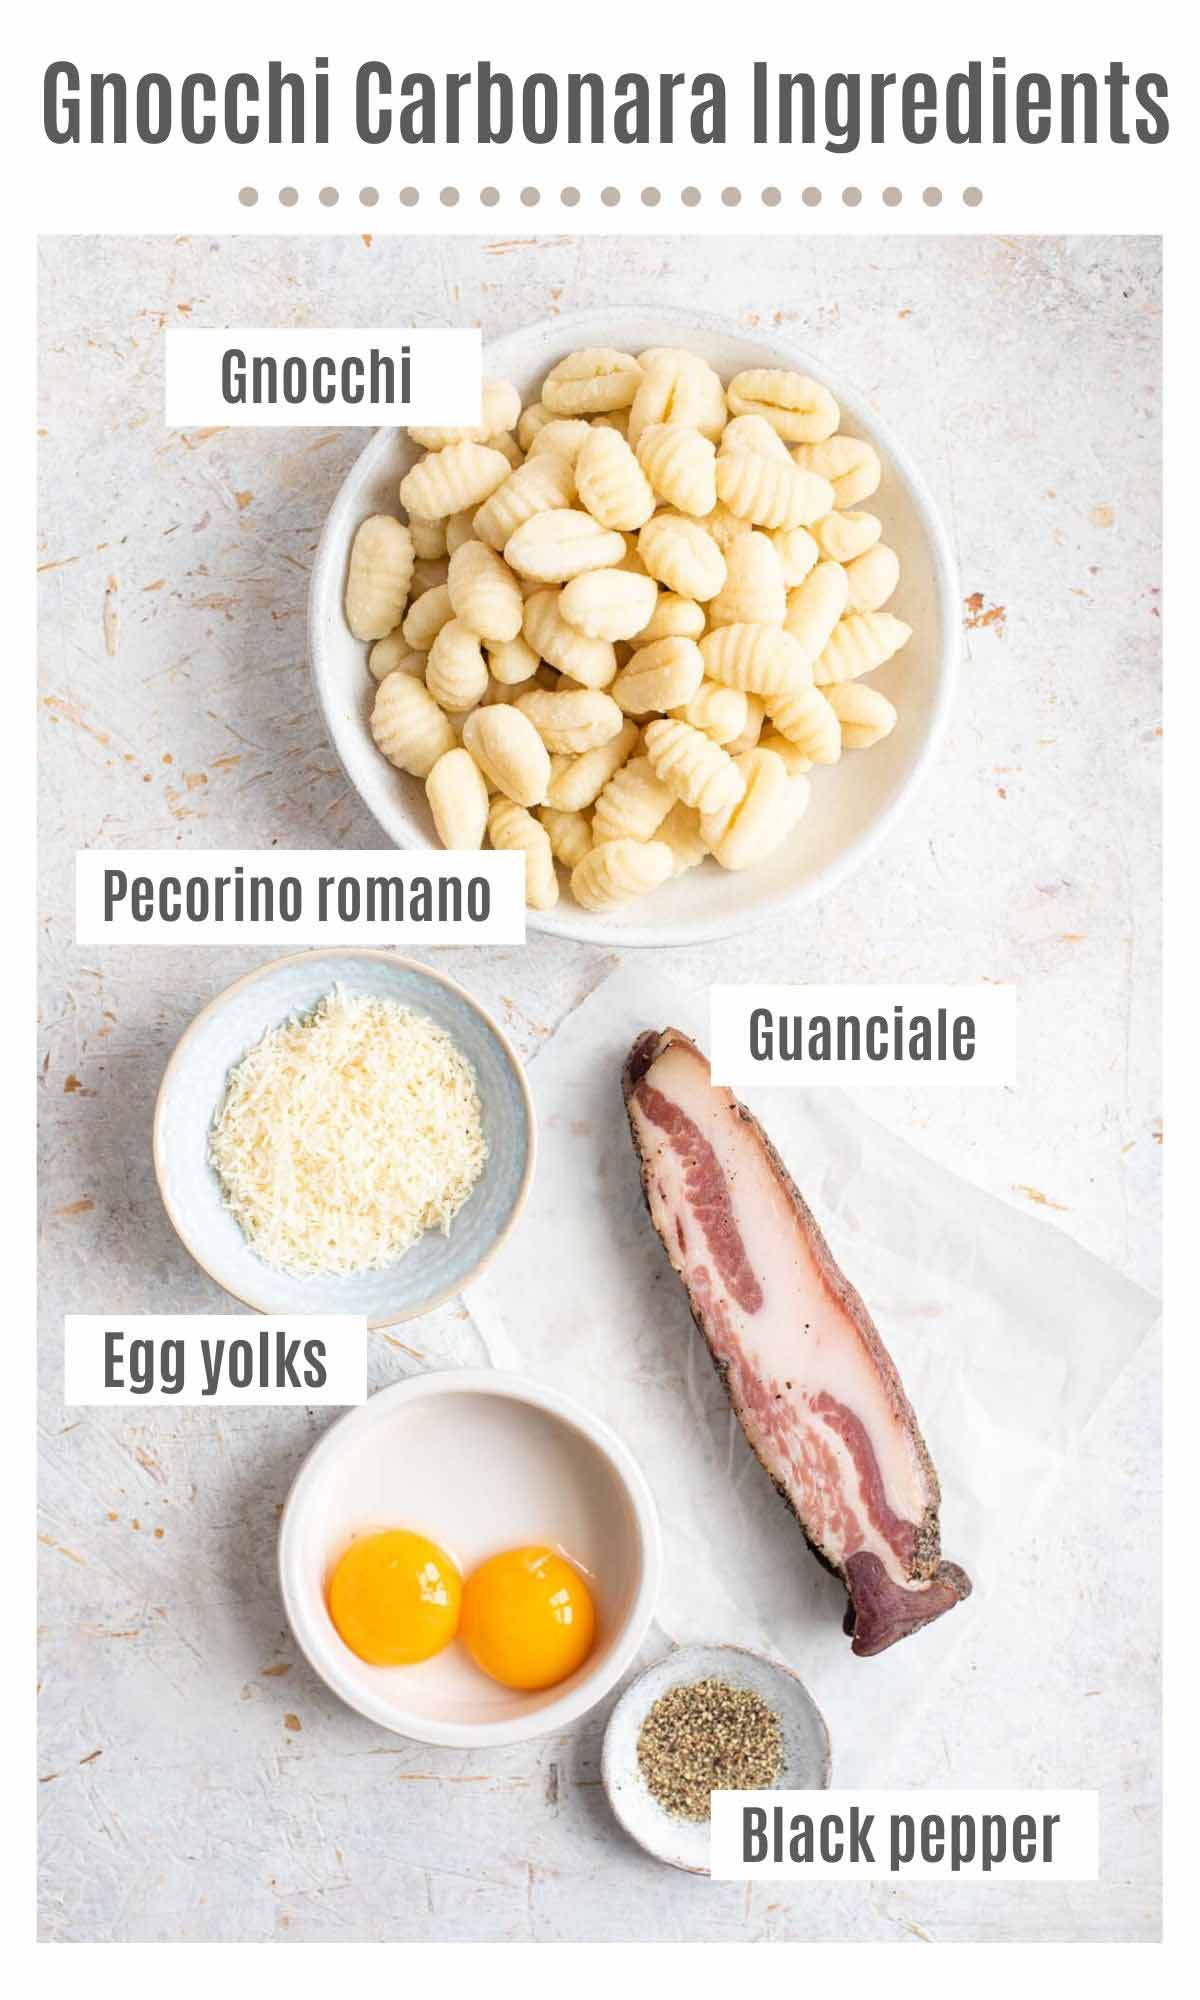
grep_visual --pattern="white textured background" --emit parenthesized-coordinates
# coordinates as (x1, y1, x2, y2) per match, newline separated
(38, 234, 1160, 1944)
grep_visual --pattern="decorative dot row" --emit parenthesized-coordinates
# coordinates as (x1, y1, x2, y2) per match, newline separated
(241, 184, 983, 210)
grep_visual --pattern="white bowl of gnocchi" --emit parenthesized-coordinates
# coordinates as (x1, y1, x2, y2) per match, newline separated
(309, 308, 958, 946)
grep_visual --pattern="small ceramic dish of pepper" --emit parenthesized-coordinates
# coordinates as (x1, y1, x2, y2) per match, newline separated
(601, 1641, 831, 1874)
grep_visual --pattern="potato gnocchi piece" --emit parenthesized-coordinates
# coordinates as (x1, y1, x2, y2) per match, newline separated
(759, 728, 813, 777)
(715, 445, 834, 531)
(370, 671, 456, 778)
(720, 414, 792, 462)
(725, 692, 766, 756)
(408, 515, 447, 560)
(628, 351, 726, 446)
(526, 418, 594, 466)
(367, 633, 425, 684)
(523, 588, 617, 688)
(461, 704, 551, 807)
(408, 379, 521, 450)
(813, 510, 882, 564)
(425, 746, 490, 850)
(635, 424, 718, 517)
(824, 688, 900, 752)
(726, 368, 839, 443)
(545, 719, 640, 810)
(426, 619, 490, 711)
(813, 611, 912, 686)
(537, 806, 593, 870)
(505, 508, 626, 584)
(671, 680, 748, 746)
(707, 531, 787, 628)
(769, 525, 821, 587)
(571, 837, 674, 912)
(399, 441, 512, 522)
(656, 800, 709, 875)
(473, 453, 577, 551)
(643, 716, 746, 819)
(634, 590, 706, 643)
(592, 754, 675, 844)
(699, 747, 809, 870)
(487, 633, 543, 686)
(612, 635, 704, 716)
(447, 540, 524, 643)
(826, 680, 898, 749)
(699, 622, 810, 697)
(844, 542, 901, 612)
(516, 400, 551, 451)
(637, 513, 726, 601)
(542, 347, 643, 417)
(700, 744, 812, 868)
(763, 682, 842, 765)
(784, 560, 851, 665)
(345, 514, 415, 641)
(792, 434, 881, 508)
(403, 582, 454, 652)
(515, 686, 625, 754)
(488, 798, 559, 909)
(574, 426, 657, 532)
(559, 567, 660, 641)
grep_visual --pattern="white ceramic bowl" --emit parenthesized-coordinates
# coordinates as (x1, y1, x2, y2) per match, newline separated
(310, 306, 959, 947)
(153, 948, 535, 1326)
(278, 1370, 663, 1747)
(602, 1641, 832, 1874)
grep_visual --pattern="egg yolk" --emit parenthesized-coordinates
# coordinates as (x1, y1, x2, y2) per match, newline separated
(460, 1545, 596, 1691)
(327, 1529, 461, 1666)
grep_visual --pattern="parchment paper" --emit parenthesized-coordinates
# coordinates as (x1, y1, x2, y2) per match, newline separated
(467, 964, 1158, 1782)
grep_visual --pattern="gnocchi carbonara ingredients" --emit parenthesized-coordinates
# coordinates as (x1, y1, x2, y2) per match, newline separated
(208, 988, 487, 1277)
(343, 343, 912, 914)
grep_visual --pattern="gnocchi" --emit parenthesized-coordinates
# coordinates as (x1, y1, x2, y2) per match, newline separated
(461, 704, 551, 807)
(399, 441, 511, 521)
(643, 716, 746, 819)
(425, 746, 490, 850)
(370, 671, 456, 778)
(575, 427, 657, 531)
(571, 837, 674, 911)
(638, 513, 727, 601)
(447, 540, 524, 643)
(611, 636, 705, 716)
(514, 686, 625, 754)
(699, 747, 810, 870)
(559, 567, 660, 641)
(636, 424, 718, 518)
(343, 344, 912, 913)
(488, 797, 559, 909)
(345, 515, 415, 641)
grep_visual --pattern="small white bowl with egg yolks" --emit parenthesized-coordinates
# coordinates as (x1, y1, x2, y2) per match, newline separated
(278, 1370, 663, 1747)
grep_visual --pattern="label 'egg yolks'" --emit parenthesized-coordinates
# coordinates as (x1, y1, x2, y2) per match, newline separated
(460, 1545, 596, 1691)
(327, 1529, 462, 1666)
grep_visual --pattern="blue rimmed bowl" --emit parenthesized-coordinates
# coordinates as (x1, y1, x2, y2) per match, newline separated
(153, 948, 535, 1325)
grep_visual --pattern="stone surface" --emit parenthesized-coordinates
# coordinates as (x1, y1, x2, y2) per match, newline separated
(37, 233, 1161, 1943)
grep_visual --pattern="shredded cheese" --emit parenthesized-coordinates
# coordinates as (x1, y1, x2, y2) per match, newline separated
(209, 985, 488, 1276)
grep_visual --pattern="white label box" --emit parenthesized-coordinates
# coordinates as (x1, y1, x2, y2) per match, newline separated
(710, 984, 1017, 1087)
(711, 1790, 1099, 1880)
(75, 850, 526, 946)
(165, 326, 481, 426)
(64, 1315, 368, 1406)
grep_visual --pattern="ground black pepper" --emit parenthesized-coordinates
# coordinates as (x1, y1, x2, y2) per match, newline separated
(636, 1676, 783, 1821)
